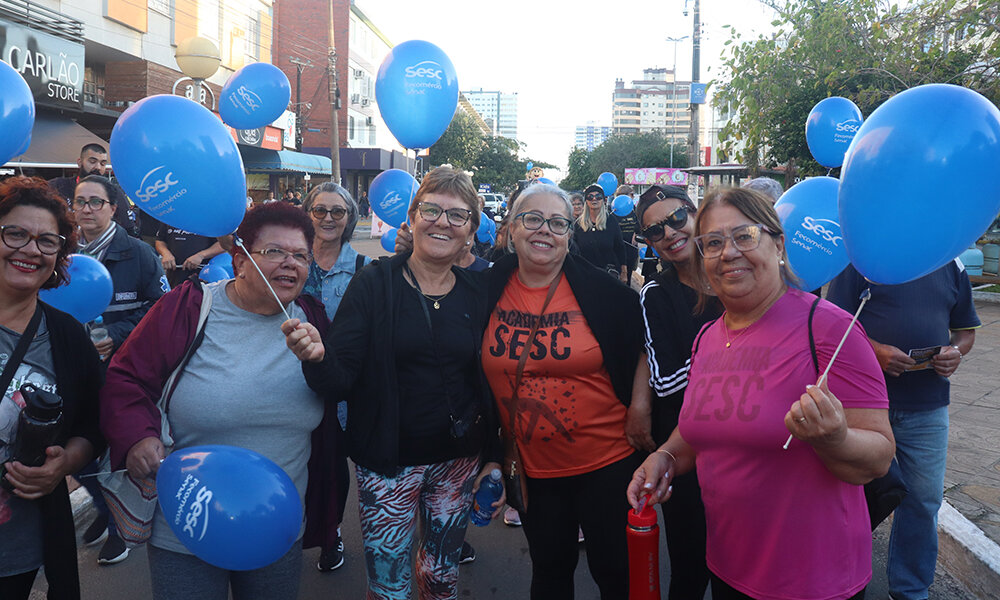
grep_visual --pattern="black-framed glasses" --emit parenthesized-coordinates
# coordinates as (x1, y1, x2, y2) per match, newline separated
(641, 206, 690, 242)
(250, 247, 312, 266)
(515, 212, 573, 235)
(585, 192, 604, 201)
(0, 225, 66, 255)
(309, 206, 348, 221)
(417, 202, 472, 227)
(72, 197, 109, 210)
(693, 224, 772, 258)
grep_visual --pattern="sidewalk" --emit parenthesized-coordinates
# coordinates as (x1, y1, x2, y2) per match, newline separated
(940, 298, 1000, 597)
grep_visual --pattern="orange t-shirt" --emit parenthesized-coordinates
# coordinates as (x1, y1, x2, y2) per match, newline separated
(482, 271, 633, 478)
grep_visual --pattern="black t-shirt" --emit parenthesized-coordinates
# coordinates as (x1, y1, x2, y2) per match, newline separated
(574, 216, 627, 274)
(393, 269, 482, 465)
(157, 225, 216, 286)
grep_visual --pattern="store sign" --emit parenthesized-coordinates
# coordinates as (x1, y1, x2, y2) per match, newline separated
(625, 168, 688, 186)
(0, 19, 85, 110)
(228, 125, 283, 150)
(271, 110, 296, 149)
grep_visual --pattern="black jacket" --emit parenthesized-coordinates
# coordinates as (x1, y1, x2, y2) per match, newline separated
(100, 224, 169, 351)
(302, 252, 500, 475)
(574, 214, 628, 274)
(485, 252, 644, 408)
(36, 301, 106, 599)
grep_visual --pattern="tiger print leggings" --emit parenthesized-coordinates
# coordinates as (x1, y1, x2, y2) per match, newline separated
(355, 456, 479, 600)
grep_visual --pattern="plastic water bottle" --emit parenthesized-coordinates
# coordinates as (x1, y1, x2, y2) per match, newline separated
(89, 316, 109, 345)
(627, 501, 661, 600)
(470, 469, 503, 527)
(0, 384, 63, 492)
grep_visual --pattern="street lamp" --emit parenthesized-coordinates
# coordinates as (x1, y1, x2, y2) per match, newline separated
(666, 35, 689, 168)
(173, 36, 221, 109)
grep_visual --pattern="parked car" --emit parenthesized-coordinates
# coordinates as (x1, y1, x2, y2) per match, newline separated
(478, 193, 507, 217)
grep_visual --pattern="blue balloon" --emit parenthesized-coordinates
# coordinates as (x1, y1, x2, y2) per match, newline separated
(207, 253, 234, 278)
(536, 177, 555, 186)
(157, 445, 303, 571)
(369, 169, 417, 227)
(0, 61, 35, 166)
(597, 172, 618, 197)
(199, 263, 230, 283)
(500, 201, 507, 210)
(15, 133, 31, 156)
(39, 254, 113, 323)
(774, 177, 847, 291)
(381, 227, 398, 253)
(375, 40, 459, 149)
(806, 97, 863, 169)
(219, 62, 292, 130)
(839, 84, 1000, 285)
(111, 95, 247, 237)
(476, 217, 492, 243)
(611, 195, 633, 217)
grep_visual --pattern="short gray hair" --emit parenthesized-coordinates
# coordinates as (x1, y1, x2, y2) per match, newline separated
(741, 177, 784, 203)
(302, 182, 360, 247)
(510, 183, 573, 220)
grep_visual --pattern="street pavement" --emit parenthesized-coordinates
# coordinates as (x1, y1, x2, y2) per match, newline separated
(30, 225, 994, 598)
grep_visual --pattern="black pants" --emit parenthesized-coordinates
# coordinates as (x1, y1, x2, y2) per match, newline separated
(661, 470, 710, 599)
(710, 573, 866, 600)
(520, 452, 643, 600)
(0, 569, 38, 600)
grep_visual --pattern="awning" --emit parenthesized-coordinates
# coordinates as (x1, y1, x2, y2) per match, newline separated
(4, 112, 109, 169)
(239, 146, 332, 175)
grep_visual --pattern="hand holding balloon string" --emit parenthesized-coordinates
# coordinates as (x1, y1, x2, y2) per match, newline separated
(783, 288, 871, 450)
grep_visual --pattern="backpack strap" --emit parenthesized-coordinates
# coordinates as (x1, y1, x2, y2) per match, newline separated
(807, 295, 821, 376)
(689, 316, 721, 370)
(355, 253, 366, 275)
(160, 282, 213, 414)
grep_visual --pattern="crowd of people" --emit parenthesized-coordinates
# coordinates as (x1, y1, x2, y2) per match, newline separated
(0, 151, 978, 600)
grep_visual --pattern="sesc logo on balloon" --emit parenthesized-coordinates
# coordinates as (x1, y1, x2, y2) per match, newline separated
(135, 165, 186, 214)
(793, 216, 842, 256)
(231, 85, 263, 114)
(381, 191, 405, 214)
(173, 474, 212, 542)
(403, 60, 444, 94)
(833, 119, 861, 144)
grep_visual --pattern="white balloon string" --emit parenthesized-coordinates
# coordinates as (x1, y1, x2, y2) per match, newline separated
(783, 288, 872, 450)
(234, 237, 293, 322)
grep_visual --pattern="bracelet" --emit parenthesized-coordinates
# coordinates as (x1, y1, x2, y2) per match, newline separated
(655, 448, 677, 462)
(952, 345, 963, 359)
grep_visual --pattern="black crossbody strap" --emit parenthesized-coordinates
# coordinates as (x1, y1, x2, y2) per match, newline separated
(0, 304, 43, 396)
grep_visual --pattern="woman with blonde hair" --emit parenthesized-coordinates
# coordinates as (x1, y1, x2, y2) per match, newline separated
(574, 184, 627, 282)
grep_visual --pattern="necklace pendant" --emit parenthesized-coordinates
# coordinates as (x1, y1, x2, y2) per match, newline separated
(726, 341, 732, 348)
(433, 300, 440, 309)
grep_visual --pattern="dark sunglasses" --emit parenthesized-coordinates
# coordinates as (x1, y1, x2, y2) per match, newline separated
(641, 206, 690, 241)
(585, 192, 604, 201)
(310, 206, 348, 220)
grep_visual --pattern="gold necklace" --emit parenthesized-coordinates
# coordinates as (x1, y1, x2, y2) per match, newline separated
(722, 293, 783, 348)
(420, 290, 450, 310)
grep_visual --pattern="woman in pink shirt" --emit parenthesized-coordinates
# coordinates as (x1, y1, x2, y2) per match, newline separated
(627, 187, 894, 600)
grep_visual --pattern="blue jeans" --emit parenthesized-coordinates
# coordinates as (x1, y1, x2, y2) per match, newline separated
(887, 405, 949, 600)
(76, 458, 117, 536)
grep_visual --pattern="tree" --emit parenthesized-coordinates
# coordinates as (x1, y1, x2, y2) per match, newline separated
(715, 0, 1000, 177)
(427, 111, 483, 171)
(560, 134, 689, 191)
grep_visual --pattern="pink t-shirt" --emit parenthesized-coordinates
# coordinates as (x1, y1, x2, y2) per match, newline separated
(679, 288, 887, 600)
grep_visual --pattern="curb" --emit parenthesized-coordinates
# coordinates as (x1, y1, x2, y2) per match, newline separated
(972, 291, 1000, 303)
(938, 500, 1000, 599)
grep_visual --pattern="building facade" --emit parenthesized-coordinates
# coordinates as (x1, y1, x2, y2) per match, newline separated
(574, 122, 612, 151)
(461, 89, 518, 140)
(612, 67, 691, 144)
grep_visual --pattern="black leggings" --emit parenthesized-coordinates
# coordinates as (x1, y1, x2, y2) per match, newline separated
(520, 452, 643, 600)
(0, 569, 39, 600)
(710, 573, 866, 600)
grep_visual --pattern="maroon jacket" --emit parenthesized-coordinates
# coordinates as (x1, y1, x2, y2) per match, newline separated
(100, 280, 340, 549)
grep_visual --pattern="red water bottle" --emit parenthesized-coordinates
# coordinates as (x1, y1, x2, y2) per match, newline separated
(627, 501, 661, 600)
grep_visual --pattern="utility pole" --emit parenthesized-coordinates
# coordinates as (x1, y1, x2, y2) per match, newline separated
(666, 36, 688, 168)
(688, 0, 701, 169)
(328, 0, 341, 184)
(289, 56, 311, 151)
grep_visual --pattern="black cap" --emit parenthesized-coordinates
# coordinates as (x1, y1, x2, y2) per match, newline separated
(583, 184, 604, 197)
(638, 185, 693, 208)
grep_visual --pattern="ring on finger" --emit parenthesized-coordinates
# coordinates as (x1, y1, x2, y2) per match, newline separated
(794, 416, 807, 423)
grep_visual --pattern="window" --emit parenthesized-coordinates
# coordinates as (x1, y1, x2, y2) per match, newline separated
(246, 17, 260, 60)
(349, 116, 355, 140)
(149, 0, 170, 15)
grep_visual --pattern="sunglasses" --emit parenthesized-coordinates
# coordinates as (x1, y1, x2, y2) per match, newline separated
(310, 206, 348, 220)
(641, 206, 690, 242)
(585, 193, 604, 201)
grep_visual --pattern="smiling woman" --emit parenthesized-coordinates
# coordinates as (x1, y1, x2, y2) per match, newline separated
(0, 176, 103, 599)
(100, 203, 341, 600)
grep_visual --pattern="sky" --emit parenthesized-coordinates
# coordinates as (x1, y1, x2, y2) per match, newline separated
(353, 0, 781, 178)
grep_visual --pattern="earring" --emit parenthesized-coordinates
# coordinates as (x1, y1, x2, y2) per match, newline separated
(466, 240, 471, 246)
(779, 259, 785, 266)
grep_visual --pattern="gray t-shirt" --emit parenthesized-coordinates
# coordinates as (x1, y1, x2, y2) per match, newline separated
(0, 316, 54, 576)
(150, 282, 324, 554)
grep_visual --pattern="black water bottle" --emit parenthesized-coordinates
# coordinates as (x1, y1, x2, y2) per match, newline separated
(1, 384, 63, 492)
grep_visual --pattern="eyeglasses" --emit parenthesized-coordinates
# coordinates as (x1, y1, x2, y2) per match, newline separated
(310, 206, 348, 221)
(694, 224, 772, 258)
(72, 197, 109, 210)
(585, 193, 604, 201)
(515, 212, 573, 235)
(641, 206, 690, 242)
(250, 247, 312, 267)
(0, 225, 66, 255)
(417, 202, 472, 227)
